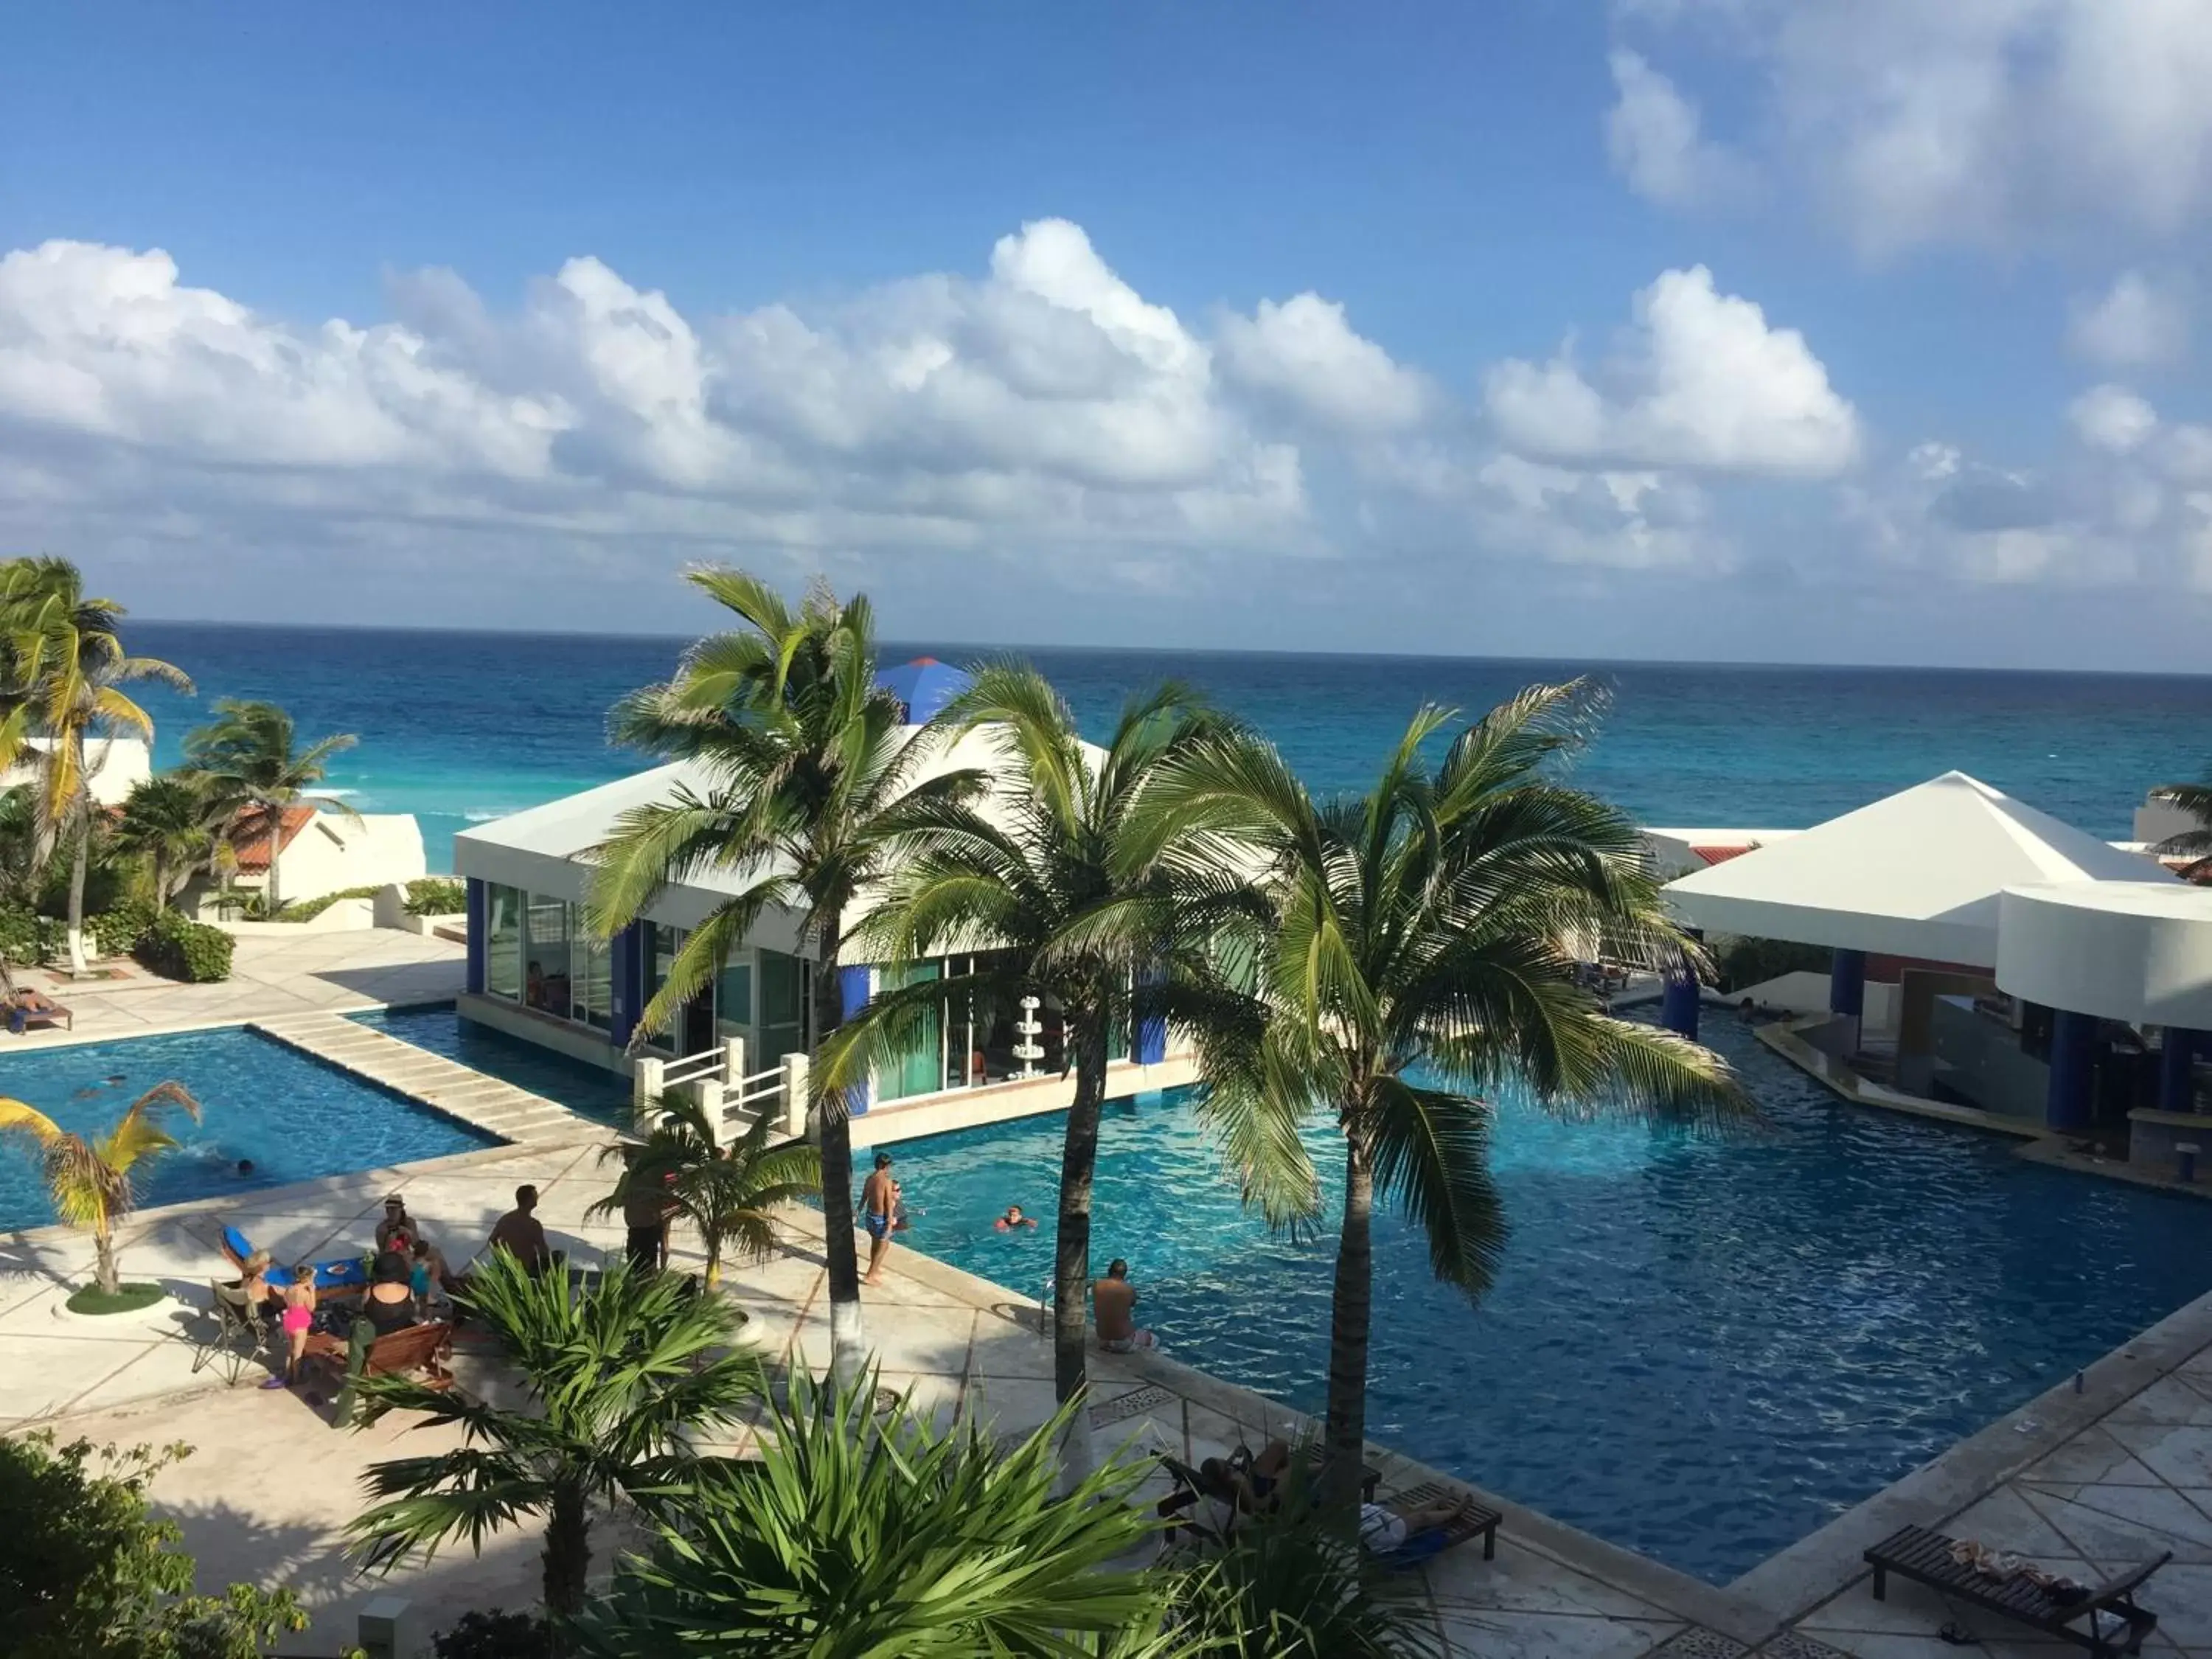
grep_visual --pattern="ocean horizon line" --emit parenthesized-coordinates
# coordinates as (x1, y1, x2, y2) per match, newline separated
(128, 616, 2212, 684)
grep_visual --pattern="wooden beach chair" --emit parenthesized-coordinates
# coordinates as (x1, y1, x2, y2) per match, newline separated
(1, 963, 72, 1033)
(1371, 1479, 1502, 1566)
(308, 1318, 456, 1425)
(1865, 1524, 2167, 1655)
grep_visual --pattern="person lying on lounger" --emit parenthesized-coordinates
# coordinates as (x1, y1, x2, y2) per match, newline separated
(1360, 1492, 1477, 1557)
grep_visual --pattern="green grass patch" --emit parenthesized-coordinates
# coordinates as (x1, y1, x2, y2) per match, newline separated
(64, 1282, 166, 1315)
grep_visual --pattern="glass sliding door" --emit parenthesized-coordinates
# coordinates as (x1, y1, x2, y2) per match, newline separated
(524, 894, 570, 1014)
(877, 961, 942, 1102)
(715, 954, 754, 1058)
(485, 883, 522, 1001)
(568, 905, 611, 1030)
(757, 949, 809, 1070)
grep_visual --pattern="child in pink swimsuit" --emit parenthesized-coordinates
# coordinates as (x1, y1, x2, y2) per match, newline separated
(277, 1265, 316, 1387)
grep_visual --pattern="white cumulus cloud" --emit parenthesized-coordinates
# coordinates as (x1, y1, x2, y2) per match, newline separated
(1617, 0, 2212, 254)
(1604, 49, 1747, 207)
(2068, 384, 2158, 453)
(2068, 272, 2190, 369)
(1217, 293, 1429, 433)
(1483, 265, 1860, 476)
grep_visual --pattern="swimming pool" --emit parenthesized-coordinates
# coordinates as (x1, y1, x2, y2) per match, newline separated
(353, 1005, 636, 1123)
(0, 1028, 500, 1231)
(876, 1019, 2212, 1583)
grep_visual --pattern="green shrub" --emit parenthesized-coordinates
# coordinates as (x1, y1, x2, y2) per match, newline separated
(405, 877, 467, 916)
(0, 1431, 305, 1659)
(433, 1610, 553, 1659)
(0, 904, 63, 966)
(134, 912, 234, 983)
(271, 884, 382, 922)
(88, 897, 159, 960)
(1713, 934, 1833, 993)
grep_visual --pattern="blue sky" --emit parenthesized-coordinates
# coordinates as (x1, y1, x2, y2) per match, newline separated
(4, 2, 2210, 668)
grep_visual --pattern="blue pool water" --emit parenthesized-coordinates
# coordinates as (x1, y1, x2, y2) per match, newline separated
(0, 1029, 499, 1231)
(355, 1005, 636, 1124)
(877, 1020, 2212, 1583)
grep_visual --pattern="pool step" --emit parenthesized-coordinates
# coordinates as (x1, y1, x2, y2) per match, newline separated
(248, 1013, 598, 1150)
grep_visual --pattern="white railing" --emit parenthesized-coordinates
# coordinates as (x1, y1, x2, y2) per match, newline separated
(633, 1037, 808, 1147)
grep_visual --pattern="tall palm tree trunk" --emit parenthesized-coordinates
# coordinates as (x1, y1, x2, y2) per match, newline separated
(64, 818, 90, 977)
(543, 1476, 591, 1644)
(263, 801, 284, 914)
(1051, 1018, 1110, 1484)
(1322, 1127, 1377, 1511)
(812, 904, 866, 1380)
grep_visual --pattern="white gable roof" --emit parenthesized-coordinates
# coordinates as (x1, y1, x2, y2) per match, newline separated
(1663, 771, 2174, 967)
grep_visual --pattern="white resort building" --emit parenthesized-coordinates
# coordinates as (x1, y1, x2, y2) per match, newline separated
(1654, 771, 2212, 1177)
(451, 662, 1194, 1134)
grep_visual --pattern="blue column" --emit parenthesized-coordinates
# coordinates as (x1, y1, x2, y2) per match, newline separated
(839, 964, 873, 1114)
(1135, 965, 1167, 1065)
(1829, 949, 1866, 1018)
(2161, 1028, 2202, 1115)
(1660, 966, 1700, 1039)
(2047, 1008, 2097, 1133)
(609, 922, 648, 1051)
(464, 878, 486, 996)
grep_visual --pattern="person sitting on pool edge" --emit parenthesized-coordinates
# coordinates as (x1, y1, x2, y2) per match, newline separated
(993, 1204, 1037, 1231)
(1091, 1259, 1155, 1353)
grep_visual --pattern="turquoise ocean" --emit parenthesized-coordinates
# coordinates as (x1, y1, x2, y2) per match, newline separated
(130, 622, 2212, 872)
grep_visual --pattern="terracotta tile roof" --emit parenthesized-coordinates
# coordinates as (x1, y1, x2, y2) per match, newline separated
(230, 805, 316, 872)
(1691, 844, 1756, 866)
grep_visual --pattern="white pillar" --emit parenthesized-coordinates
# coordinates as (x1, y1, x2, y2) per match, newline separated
(723, 1034, 747, 1086)
(633, 1056, 666, 1109)
(780, 1050, 811, 1141)
(695, 1079, 727, 1148)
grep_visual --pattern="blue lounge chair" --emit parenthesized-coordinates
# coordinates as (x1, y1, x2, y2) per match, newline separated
(221, 1224, 369, 1291)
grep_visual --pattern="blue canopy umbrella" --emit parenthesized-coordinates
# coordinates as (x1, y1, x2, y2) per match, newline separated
(875, 657, 973, 726)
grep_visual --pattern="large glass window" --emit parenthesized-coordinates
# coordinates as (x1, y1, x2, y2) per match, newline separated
(715, 955, 754, 1053)
(644, 924, 712, 1052)
(523, 894, 570, 1014)
(758, 949, 809, 1070)
(569, 906, 611, 1031)
(485, 883, 523, 1001)
(877, 961, 942, 1102)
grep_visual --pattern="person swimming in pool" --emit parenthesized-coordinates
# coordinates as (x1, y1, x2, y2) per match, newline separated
(861, 1153, 897, 1286)
(993, 1205, 1037, 1231)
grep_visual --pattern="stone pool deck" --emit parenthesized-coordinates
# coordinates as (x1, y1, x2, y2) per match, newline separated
(15, 1129, 2212, 1656)
(4, 928, 465, 1047)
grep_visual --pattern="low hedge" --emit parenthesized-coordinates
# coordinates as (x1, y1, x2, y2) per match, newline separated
(272, 884, 383, 922)
(0, 905, 63, 967)
(88, 897, 159, 959)
(134, 911, 234, 982)
(404, 877, 466, 917)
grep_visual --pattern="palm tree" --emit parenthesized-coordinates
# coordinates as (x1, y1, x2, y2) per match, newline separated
(182, 699, 358, 914)
(568, 1368, 1174, 1658)
(586, 570, 982, 1378)
(1155, 686, 1743, 1506)
(349, 1251, 762, 1632)
(111, 774, 218, 910)
(0, 1082, 201, 1294)
(829, 664, 1259, 1472)
(586, 1099, 821, 1290)
(0, 557, 192, 973)
(1161, 1458, 1444, 1658)
(2151, 775, 2212, 880)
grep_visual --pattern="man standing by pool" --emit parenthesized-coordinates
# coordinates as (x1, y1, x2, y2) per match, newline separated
(860, 1152, 898, 1287)
(1091, 1259, 1156, 1353)
(487, 1184, 553, 1275)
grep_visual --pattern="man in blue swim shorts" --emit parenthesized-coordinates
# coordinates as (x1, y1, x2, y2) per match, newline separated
(861, 1152, 898, 1286)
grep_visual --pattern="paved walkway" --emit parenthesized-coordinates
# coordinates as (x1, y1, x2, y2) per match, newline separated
(7, 927, 464, 1047)
(250, 1012, 588, 1147)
